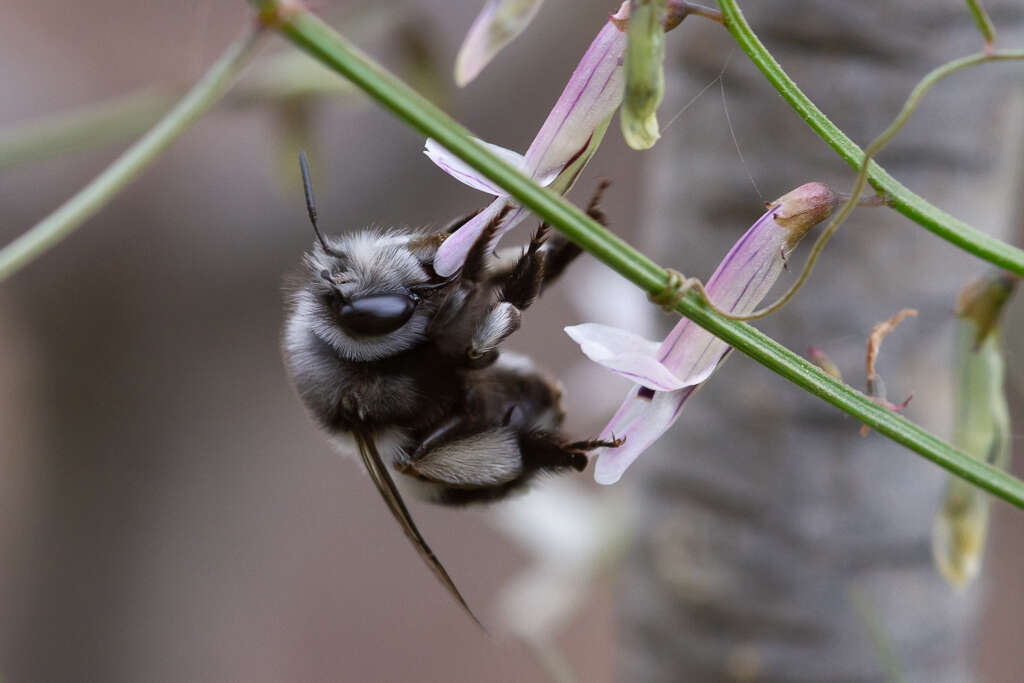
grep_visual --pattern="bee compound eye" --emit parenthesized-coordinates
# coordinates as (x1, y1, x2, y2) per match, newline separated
(337, 295, 416, 336)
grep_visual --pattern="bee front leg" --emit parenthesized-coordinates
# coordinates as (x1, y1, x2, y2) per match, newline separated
(466, 302, 521, 368)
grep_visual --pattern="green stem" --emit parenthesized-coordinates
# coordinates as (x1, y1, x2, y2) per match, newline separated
(253, 4, 1024, 510)
(0, 26, 263, 282)
(718, 0, 1024, 277)
(966, 0, 997, 48)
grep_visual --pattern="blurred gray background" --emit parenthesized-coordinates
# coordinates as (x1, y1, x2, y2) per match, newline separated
(1, 1, 1022, 681)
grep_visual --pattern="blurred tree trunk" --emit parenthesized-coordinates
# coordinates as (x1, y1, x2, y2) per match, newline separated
(622, 2, 1023, 681)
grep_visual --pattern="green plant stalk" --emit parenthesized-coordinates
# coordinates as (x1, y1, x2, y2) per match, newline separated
(0, 26, 263, 282)
(252, 5, 1024, 509)
(718, 0, 1024, 277)
(966, 0, 997, 47)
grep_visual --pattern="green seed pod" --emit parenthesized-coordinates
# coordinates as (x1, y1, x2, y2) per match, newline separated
(621, 0, 666, 150)
(932, 272, 1015, 589)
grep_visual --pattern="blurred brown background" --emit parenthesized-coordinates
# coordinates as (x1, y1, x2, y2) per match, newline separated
(1, 1, 1022, 681)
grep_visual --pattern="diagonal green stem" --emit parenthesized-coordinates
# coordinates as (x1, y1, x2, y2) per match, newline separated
(251, 3, 1024, 510)
(718, 0, 1024, 277)
(966, 0, 997, 47)
(0, 25, 263, 282)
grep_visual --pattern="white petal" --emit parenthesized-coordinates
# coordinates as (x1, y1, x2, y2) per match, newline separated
(565, 323, 705, 392)
(424, 137, 527, 196)
(454, 0, 546, 87)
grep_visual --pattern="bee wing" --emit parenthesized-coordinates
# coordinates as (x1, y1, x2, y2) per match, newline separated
(353, 429, 485, 631)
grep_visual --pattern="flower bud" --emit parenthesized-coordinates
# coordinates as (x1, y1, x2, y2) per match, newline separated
(771, 181, 837, 248)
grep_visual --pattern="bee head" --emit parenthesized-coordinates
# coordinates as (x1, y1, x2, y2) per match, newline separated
(287, 153, 455, 361)
(293, 230, 454, 361)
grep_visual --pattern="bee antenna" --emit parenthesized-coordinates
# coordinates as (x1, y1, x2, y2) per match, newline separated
(298, 152, 343, 258)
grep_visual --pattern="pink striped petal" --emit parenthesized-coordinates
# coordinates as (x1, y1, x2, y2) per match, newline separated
(593, 384, 700, 485)
(424, 137, 527, 196)
(524, 4, 628, 184)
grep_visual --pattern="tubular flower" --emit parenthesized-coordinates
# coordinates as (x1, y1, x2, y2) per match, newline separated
(933, 272, 1016, 589)
(427, 2, 630, 277)
(566, 182, 837, 484)
(454, 0, 546, 87)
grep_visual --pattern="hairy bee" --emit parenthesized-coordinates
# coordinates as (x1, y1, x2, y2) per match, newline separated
(282, 154, 618, 623)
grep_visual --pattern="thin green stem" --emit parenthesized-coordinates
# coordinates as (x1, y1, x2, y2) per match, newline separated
(253, 3, 1024, 510)
(718, 0, 1024, 277)
(966, 0, 997, 49)
(0, 26, 263, 282)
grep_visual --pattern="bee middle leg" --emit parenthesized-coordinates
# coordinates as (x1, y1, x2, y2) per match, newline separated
(465, 225, 550, 366)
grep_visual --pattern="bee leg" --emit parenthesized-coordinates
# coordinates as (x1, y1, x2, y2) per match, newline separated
(499, 224, 548, 310)
(402, 426, 525, 488)
(464, 225, 549, 366)
(407, 416, 469, 463)
(540, 179, 610, 291)
(564, 435, 626, 452)
(518, 431, 595, 472)
(467, 302, 521, 367)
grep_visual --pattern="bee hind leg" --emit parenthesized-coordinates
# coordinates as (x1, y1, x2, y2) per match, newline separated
(401, 425, 524, 489)
(564, 435, 625, 453)
(518, 431, 616, 473)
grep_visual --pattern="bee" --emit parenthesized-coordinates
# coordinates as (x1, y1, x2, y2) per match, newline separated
(282, 154, 620, 624)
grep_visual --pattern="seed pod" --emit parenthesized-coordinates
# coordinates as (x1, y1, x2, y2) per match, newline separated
(932, 272, 1015, 589)
(621, 0, 667, 149)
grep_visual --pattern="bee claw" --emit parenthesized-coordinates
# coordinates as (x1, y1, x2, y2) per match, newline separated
(565, 435, 625, 454)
